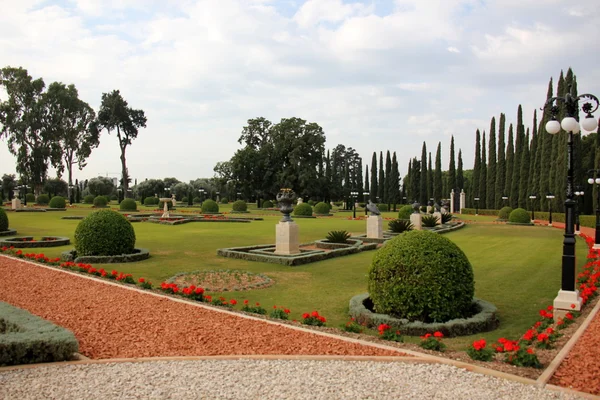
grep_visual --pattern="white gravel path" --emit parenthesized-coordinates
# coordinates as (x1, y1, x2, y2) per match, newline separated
(0, 359, 584, 400)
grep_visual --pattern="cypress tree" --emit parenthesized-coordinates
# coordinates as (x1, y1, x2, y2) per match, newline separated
(486, 117, 497, 209)
(420, 143, 427, 204)
(356, 161, 364, 195)
(434, 142, 443, 203)
(552, 71, 567, 212)
(457, 149, 464, 191)
(495, 113, 507, 209)
(343, 160, 350, 208)
(448, 136, 457, 195)
(539, 79, 554, 211)
(391, 152, 400, 210)
(479, 132, 487, 208)
(472, 129, 481, 206)
(518, 128, 531, 210)
(411, 157, 420, 203)
(364, 165, 369, 202)
(528, 110, 539, 208)
(504, 124, 515, 204)
(405, 160, 412, 202)
(370, 152, 377, 202)
(378, 152, 385, 202)
(428, 152, 433, 203)
(385, 150, 392, 206)
(511, 105, 524, 208)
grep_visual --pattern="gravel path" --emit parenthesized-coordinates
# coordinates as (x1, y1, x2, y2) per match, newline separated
(0, 360, 584, 400)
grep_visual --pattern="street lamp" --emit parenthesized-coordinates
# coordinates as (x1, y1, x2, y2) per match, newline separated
(587, 171, 600, 249)
(474, 197, 480, 216)
(546, 193, 555, 226)
(543, 84, 598, 313)
(363, 191, 369, 215)
(529, 194, 537, 221)
(574, 187, 584, 234)
(502, 195, 508, 205)
(236, 192, 241, 201)
(68, 185, 75, 205)
(165, 187, 171, 198)
(350, 190, 358, 219)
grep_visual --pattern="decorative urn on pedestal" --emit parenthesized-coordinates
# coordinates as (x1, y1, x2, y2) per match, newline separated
(412, 201, 421, 214)
(276, 188, 297, 222)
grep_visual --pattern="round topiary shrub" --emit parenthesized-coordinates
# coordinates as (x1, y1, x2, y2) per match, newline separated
(220, 197, 228, 204)
(308, 200, 316, 206)
(74, 210, 136, 256)
(262, 200, 273, 208)
(48, 196, 66, 209)
(509, 208, 531, 224)
(314, 202, 330, 215)
(232, 200, 247, 212)
(120, 198, 137, 211)
(83, 195, 95, 204)
(498, 206, 513, 220)
(294, 202, 313, 216)
(377, 203, 389, 212)
(26, 193, 36, 203)
(201, 199, 219, 213)
(0, 207, 9, 231)
(368, 230, 475, 323)
(397, 205, 413, 219)
(143, 197, 156, 206)
(36, 194, 50, 205)
(93, 196, 108, 207)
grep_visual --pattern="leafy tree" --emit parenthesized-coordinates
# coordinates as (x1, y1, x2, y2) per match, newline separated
(378, 152, 385, 202)
(1, 174, 16, 201)
(472, 130, 481, 207)
(370, 152, 378, 202)
(495, 114, 507, 209)
(433, 142, 442, 203)
(486, 117, 497, 209)
(504, 124, 515, 205)
(419, 143, 427, 204)
(479, 132, 487, 208)
(171, 182, 190, 200)
(97, 90, 147, 195)
(87, 176, 115, 196)
(135, 178, 164, 200)
(43, 178, 68, 197)
(448, 136, 457, 194)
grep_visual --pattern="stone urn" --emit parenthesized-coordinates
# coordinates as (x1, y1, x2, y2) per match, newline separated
(276, 189, 297, 222)
(412, 201, 421, 214)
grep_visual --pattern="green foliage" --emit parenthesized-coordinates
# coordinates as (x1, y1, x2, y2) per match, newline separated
(269, 307, 290, 320)
(509, 208, 531, 223)
(314, 202, 330, 214)
(441, 213, 453, 224)
(397, 205, 413, 219)
(419, 335, 446, 352)
(307, 200, 316, 206)
(87, 176, 115, 196)
(294, 202, 313, 216)
(144, 197, 157, 206)
(341, 318, 363, 333)
(422, 214, 439, 227)
(201, 199, 219, 213)
(467, 345, 494, 362)
(220, 197, 228, 204)
(181, 197, 188, 203)
(193, 197, 202, 204)
(388, 219, 413, 233)
(93, 196, 108, 207)
(36, 194, 50, 205)
(326, 230, 351, 243)
(377, 203, 388, 212)
(83, 195, 94, 204)
(0, 207, 8, 231)
(26, 193, 36, 203)
(48, 196, 66, 208)
(262, 200, 273, 208)
(241, 302, 267, 315)
(74, 210, 136, 256)
(119, 198, 137, 211)
(232, 200, 247, 212)
(498, 206, 513, 220)
(158, 200, 173, 210)
(505, 348, 542, 368)
(368, 230, 475, 322)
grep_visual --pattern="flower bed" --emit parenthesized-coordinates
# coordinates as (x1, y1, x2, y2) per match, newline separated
(166, 270, 274, 292)
(0, 236, 70, 248)
(61, 248, 150, 264)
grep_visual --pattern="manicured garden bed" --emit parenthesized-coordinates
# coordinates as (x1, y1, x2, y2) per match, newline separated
(0, 236, 70, 248)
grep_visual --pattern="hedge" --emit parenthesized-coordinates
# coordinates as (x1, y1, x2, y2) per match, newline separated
(460, 208, 500, 216)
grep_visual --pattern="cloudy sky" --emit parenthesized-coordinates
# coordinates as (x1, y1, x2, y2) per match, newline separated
(1, 0, 599, 185)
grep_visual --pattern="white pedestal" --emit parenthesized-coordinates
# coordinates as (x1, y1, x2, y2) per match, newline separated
(575, 229, 581, 235)
(11, 198, 22, 210)
(410, 213, 422, 230)
(433, 212, 442, 225)
(548, 222, 553, 227)
(275, 221, 300, 255)
(160, 198, 172, 218)
(367, 215, 383, 239)
(553, 289, 583, 321)
(460, 190, 466, 212)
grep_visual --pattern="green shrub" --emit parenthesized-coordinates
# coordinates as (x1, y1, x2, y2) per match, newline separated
(509, 208, 531, 223)
(441, 213, 453, 224)
(307, 200, 316, 206)
(368, 230, 475, 322)
(109, 194, 118, 201)
(326, 230, 351, 243)
(333, 201, 343, 207)
(398, 205, 413, 219)
(377, 203, 389, 212)
(314, 202, 330, 215)
(498, 206, 513, 220)
(232, 200, 247, 212)
(182, 197, 188, 203)
(0, 207, 8, 231)
(143, 197, 156, 206)
(262, 200, 273, 208)
(422, 214, 439, 227)
(93, 196, 108, 207)
(201, 199, 219, 213)
(193, 197, 202, 204)
(420, 205, 427, 213)
(48, 196, 66, 208)
(388, 219, 413, 233)
(83, 195, 95, 204)
(36, 194, 50, 205)
(74, 210, 136, 256)
(220, 197, 228, 204)
(26, 193, 36, 203)
(294, 202, 313, 216)
(120, 198, 137, 211)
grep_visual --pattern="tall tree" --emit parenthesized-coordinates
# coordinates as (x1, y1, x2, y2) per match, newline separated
(486, 117, 497, 209)
(378, 152, 385, 202)
(504, 124, 515, 205)
(495, 113, 507, 209)
(457, 149, 464, 192)
(539, 79, 554, 211)
(479, 132, 487, 208)
(364, 165, 369, 202)
(391, 152, 400, 210)
(324, 150, 332, 202)
(419, 143, 427, 204)
(518, 128, 531, 210)
(472, 129, 481, 206)
(448, 136, 457, 195)
(427, 152, 433, 203)
(528, 110, 540, 208)
(370, 152, 377, 202)
(434, 142, 443, 203)
(511, 105, 525, 208)
(384, 150, 392, 205)
(97, 90, 147, 194)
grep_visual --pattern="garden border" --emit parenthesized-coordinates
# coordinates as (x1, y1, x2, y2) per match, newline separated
(0, 229, 17, 237)
(0, 236, 70, 248)
(61, 248, 150, 264)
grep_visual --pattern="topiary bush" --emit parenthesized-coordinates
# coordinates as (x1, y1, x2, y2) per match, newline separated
(498, 206, 513, 220)
(377, 204, 389, 212)
(201, 199, 219, 213)
(0, 207, 9, 231)
(83, 195, 95, 204)
(193, 197, 202, 204)
(509, 208, 531, 224)
(314, 202, 330, 215)
(26, 193, 36, 204)
(294, 202, 313, 216)
(398, 205, 414, 219)
(120, 198, 137, 211)
(143, 197, 156, 206)
(220, 197, 228, 204)
(48, 196, 66, 209)
(307, 200, 316, 206)
(74, 210, 136, 256)
(232, 200, 247, 212)
(368, 230, 475, 323)
(93, 196, 108, 207)
(262, 200, 273, 208)
(36, 194, 50, 205)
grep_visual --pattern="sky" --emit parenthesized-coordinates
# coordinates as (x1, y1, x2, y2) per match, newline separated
(1, 0, 599, 185)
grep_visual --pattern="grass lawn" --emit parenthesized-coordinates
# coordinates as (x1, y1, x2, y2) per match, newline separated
(1, 205, 588, 350)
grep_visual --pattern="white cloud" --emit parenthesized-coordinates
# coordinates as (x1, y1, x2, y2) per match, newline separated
(447, 46, 460, 53)
(293, 0, 371, 28)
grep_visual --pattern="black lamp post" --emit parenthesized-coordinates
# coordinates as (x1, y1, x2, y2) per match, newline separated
(350, 190, 358, 219)
(543, 84, 598, 311)
(69, 185, 75, 205)
(363, 191, 369, 215)
(502, 195, 508, 205)
(587, 171, 600, 249)
(529, 194, 537, 221)
(474, 197, 480, 216)
(546, 193, 555, 226)
(574, 187, 584, 234)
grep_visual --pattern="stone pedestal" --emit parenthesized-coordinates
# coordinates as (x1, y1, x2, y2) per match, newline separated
(410, 213, 422, 230)
(160, 198, 172, 218)
(367, 215, 383, 239)
(460, 190, 466, 213)
(11, 198, 22, 210)
(275, 221, 300, 255)
(553, 289, 583, 321)
(433, 211, 442, 225)
(441, 207, 447, 214)
(297, 197, 303, 204)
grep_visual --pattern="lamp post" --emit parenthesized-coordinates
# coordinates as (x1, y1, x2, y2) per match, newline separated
(350, 190, 358, 219)
(529, 194, 537, 221)
(236, 192, 241, 202)
(543, 84, 598, 313)
(587, 171, 600, 249)
(574, 187, 584, 234)
(402, 196, 407, 204)
(198, 188, 205, 202)
(474, 197, 480, 216)
(502, 195, 508, 205)
(363, 191, 369, 215)
(68, 185, 75, 205)
(546, 193, 555, 226)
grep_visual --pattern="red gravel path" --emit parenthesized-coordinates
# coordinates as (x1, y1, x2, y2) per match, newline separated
(0, 256, 404, 359)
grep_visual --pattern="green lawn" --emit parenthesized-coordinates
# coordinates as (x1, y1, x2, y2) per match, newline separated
(1, 206, 588, 350)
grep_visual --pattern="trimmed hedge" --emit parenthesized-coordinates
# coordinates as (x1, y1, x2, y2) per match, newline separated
(220, 197, 228, 204)
(314, 202, 331, 215)
(232, 200, 247, 212)
(26, 193, 36, 203)
(460, 208, 500, 216)
(294, 202, 313, 216)
(48, 196, 66, 209)
(262, 200, 273, 208)
(93, 196, 108, 207)
(397, 205, 413, 219)
(120, 198, 138, 211)
(509, 208, 531, 223)
(377, 203, 389, 212)
(62, 248, 150, 264)
(83, 195, 95, 204)
(0, 207, 8, 231)
(144, 197, 157, 206)
(0, 301, 78, 366)
(36, 194, 50, 205)
(74, 210, 136, 256)
(498, 206, 513, 220)
(201, 199, 219, 213)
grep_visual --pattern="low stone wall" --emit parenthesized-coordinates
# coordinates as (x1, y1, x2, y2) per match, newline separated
(61, 248, 150, 263)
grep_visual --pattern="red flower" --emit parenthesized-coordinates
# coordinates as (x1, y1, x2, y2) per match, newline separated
(422, 333, 432, 339)
(244, 300, 249, 305)
(472, 339, 486, 351)
(433, 331, 443, 338)
(205, 295, 212, 302)
(230, 299, 237, 305)
(139, 277, 145, 283)
(284, 308, 291, 314)
(527, 348, 534, 354)
(570, 303, 576, 309)
(546, 305, 553, 311)
(311, 311, 319, 317)
(565, 313, 573, 320)
(537, 333, 549, 342)
(195, 288, 204, 294)
(302, 313, 310, 319)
